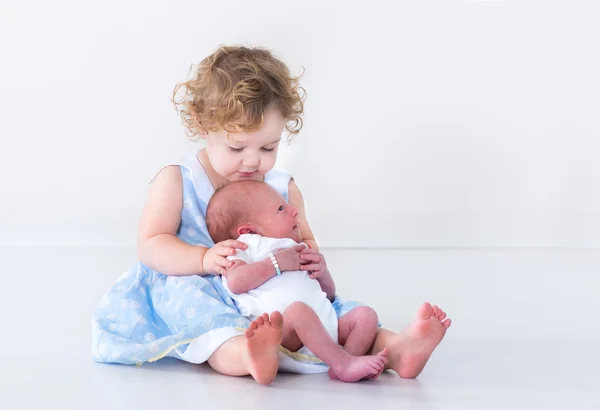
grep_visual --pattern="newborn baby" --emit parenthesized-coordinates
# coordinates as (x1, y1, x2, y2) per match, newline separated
(206, 180, 388, 382)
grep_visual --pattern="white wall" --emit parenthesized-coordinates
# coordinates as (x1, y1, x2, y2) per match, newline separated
(1, 0, 598, 248)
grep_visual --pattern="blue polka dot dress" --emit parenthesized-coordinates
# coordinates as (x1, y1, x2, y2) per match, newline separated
(91, 151, 361, 368)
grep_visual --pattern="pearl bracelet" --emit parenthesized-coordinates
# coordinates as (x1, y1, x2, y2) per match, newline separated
(268, 252, 281, 276)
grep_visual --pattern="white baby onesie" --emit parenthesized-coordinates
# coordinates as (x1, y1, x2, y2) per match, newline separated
(222, 233, 338, 343)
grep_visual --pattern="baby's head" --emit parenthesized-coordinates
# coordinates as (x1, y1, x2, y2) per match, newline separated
(206, 180, 302, 244)
(173, 46, 305, 183)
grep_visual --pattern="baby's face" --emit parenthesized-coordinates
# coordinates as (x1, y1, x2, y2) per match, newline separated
(251, 186, 302, 243)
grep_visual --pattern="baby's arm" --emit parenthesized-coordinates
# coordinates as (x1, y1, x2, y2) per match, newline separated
(226, 245, 305, 294)
(225, 259, 276, 295)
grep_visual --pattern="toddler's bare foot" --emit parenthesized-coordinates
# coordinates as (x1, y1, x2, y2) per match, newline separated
(245, 312, 283, 385)
(328, 348, 388, 382)
(388, 302, 451, 378)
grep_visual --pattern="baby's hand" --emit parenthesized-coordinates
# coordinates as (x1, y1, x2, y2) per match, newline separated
(203, 240, 248, 275)
(274, 245, 306, 272)
(300, 249, 329, 280)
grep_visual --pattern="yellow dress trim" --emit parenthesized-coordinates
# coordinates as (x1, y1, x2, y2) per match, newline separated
(278, 346, 324, 364)
(144, 338, 198, 364)
(136, 327, 325, 366)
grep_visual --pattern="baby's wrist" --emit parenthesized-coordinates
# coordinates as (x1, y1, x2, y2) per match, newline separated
(267, 252, 281, 276)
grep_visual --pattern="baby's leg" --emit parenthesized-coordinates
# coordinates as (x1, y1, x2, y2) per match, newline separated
(337, 306, 379, 356)
(208, 312, 283, 385)
(329, 306, 385, 380)
(281, 302, 387, 382)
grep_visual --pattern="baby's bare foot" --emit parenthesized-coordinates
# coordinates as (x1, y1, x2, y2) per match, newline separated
(329, 348, 388, 383)
(369, 348, 389, 380)
(388, 303, 451, 378)
(245, 312, 283, 385)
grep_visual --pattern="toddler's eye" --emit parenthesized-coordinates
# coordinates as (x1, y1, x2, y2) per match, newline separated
(229, 146, 244, 153)
(278, 205, 284, 211)
(261, 147, 275, 152)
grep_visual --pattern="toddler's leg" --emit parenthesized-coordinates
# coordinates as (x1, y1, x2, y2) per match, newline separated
(281, 302, 387, 382)
(208, 312, 283, 385)
(368, 303, 451, 378)
(207, 335, 248, 376)
(337, 306, 379, 356)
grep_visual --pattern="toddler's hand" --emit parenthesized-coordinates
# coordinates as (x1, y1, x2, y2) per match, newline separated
(203, 240, 248, 275)
(274, 245, 306, 272)
(300, 249, 329, 280)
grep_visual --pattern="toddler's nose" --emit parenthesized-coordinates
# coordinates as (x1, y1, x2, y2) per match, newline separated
(243, 154, 259, 168)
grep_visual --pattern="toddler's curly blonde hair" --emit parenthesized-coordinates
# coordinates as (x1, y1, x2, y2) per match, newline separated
(173, 46, 305, 140)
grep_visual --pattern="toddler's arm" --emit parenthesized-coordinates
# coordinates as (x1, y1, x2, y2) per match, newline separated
(136, 166, 232, 276)
(300, 249, 336, 301)
(315, 271, 336, 301)
(288, 180, 319, 250)
(288, 179, 336, 300)
(137, 166, 207, 275)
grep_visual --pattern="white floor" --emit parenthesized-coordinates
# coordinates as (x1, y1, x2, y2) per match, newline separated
(1, 247, 599, 410)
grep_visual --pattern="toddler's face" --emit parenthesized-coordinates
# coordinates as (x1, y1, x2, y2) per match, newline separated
(249, 186, 302, 243)
(205, 106, 285, 182)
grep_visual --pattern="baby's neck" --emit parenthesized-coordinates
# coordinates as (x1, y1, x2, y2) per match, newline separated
(245, 232, 297, 242)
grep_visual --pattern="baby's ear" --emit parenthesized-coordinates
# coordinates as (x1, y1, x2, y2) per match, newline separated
(238, 224, 254, 236)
